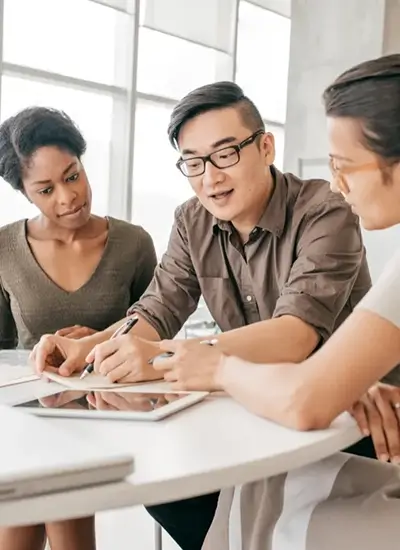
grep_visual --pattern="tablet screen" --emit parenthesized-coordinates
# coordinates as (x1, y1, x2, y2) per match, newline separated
(15, 390, 190, 413)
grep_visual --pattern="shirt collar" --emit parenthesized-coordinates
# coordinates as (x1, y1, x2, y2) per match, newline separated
(212, 165, 287, 237)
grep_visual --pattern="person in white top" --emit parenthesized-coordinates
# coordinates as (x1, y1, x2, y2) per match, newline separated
(152, 54, 400, 549)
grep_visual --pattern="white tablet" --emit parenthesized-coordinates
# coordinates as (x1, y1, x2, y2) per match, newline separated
(13, 388, 209, 421)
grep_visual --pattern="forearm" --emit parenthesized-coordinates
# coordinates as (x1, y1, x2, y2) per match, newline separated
(211, 315, 319, 363)
(218, 310, 400, 431)
(79, 315, 161, 350)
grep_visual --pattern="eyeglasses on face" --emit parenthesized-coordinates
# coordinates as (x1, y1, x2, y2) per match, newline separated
(176, 129, 265, 178)
(329, 157, 380, 194)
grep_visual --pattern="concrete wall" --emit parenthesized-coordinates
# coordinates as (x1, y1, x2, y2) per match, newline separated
(284, 0, 400, 280)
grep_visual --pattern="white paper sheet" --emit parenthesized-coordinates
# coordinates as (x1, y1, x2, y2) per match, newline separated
(42, 371, 136, 390)
(0, 365, 39, 388)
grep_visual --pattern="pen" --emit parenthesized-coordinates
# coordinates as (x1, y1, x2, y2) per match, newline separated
(148, 338, 218, 365)
(79, 316, 139, 380)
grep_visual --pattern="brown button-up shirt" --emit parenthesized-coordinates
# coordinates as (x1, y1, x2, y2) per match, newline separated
(129, 167, 371, 342)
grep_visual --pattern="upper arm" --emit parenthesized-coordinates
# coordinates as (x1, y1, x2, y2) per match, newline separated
(0, 281, 17, 349)
(129, 208, 201, 339)
(273, 199, 368, 343)
(129, 229, 157, 304)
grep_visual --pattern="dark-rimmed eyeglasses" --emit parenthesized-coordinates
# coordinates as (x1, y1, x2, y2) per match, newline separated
(176, 129, 265, 178)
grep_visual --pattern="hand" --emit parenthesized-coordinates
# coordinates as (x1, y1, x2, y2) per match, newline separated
(86, 334, 162, 384)
(351, 382, 400, 463)
(30, 334, 90, 377)
(55, 325, 97, 339)
(152, 339, 226, 391)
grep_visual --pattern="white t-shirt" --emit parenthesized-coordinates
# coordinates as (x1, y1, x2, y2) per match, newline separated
(356, 249, 400, 328)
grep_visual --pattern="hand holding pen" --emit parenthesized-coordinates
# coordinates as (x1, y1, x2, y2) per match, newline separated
(80, 316, 139, 379)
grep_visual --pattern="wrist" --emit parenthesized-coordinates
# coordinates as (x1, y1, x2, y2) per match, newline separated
(214, 353, 230, 391)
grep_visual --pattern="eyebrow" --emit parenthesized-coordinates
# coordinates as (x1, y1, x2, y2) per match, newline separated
(181, 136, 238, 157)
(329, 154, 353, 162)
(31, 162, 77, 185)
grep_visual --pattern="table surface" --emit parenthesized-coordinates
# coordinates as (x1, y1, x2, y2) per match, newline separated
(0, 363, 361, 526)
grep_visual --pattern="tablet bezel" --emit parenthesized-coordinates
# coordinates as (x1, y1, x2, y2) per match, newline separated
(12, 389, 209, 421)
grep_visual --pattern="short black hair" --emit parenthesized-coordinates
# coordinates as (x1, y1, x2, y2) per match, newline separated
(0, 106, 87, 191)
(168, 81, 265, 148)
(323, 54, 400, 162)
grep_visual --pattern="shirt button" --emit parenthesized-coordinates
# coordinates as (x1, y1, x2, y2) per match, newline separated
(246, 295, 252, 302)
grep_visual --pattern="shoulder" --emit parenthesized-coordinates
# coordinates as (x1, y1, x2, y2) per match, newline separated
(284, 172, 358, 229)
(108, 216, 153, 246)
(0, 219, 25, 252)
(174, 196, 213, 232)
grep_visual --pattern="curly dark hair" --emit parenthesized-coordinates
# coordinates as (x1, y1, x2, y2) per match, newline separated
(0, 106, 87, 191)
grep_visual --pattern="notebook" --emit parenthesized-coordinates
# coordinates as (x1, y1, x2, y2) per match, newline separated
(0, 405, 134, 501)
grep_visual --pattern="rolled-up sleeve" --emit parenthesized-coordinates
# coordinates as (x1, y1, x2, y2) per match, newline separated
(128, 207, 201, 339)
(273, 199, 366, 343)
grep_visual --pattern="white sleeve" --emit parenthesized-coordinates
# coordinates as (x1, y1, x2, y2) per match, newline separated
(356, 250, 400, 328)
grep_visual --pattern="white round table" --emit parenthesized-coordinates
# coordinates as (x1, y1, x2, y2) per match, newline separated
(0, 378, 361, 526)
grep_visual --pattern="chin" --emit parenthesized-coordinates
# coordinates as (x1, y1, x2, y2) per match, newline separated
(361, 217, 390, 231)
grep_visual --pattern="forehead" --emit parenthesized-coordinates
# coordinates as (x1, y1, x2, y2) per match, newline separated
(25, 147, 75, 173)
(177, 107, 248, 152)
(327, 116, 373, 160)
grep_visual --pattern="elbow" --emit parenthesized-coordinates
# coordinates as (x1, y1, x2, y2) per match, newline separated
(284, 407, 332, 432)
(275, 388, 335, 432)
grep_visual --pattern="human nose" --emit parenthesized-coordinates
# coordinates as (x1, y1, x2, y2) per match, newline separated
(202, 159, 224, 190)
(56, 183, 78, 205)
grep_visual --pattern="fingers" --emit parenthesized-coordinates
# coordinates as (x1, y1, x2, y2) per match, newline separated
(56, 326, 78, 337)
(351, 401, 370, 437)
(363, 397, 390, 461)
(373, 389, 400, 463)
(87, 339, 121, 370)
(158, 339, 179, 353)
(105, 363, 133, 383)
(32, 335, 59, 374)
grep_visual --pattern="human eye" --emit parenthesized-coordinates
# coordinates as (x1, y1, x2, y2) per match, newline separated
(38, 187, 53, 196)
(66, 172, 79, 183)
(184, 158, 202, 169)
(216, 147, 236, 161)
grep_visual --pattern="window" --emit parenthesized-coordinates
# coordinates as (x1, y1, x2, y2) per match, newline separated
(137, 27, 232, 100)
(0, 76, 113, 221)
(3, 0, 128, 86)
(236, 1, 291, 123)
(132, 99, 194, 257)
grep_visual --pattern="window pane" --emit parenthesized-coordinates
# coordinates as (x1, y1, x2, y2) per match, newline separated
(3, 0, 127, 86)
(236, 2, 291, 123)
(137, 27, 232, 99)
(0, 76, 113, 224)
(132, 100, 193, 257)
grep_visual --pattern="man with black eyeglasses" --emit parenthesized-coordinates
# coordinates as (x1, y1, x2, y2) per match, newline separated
(32, 81, 372, 549)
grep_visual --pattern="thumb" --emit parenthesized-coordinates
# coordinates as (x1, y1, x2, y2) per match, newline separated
(58, 356, 82, 377)
(159, 339, 179, 352)
(85, 345, 97, 365)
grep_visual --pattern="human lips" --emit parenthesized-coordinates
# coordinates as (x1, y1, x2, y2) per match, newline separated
(58, 203, 85, 217)
(208, 189, 234, 201)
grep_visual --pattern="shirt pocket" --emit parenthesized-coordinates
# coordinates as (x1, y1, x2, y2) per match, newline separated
(198, 276, 245, 331)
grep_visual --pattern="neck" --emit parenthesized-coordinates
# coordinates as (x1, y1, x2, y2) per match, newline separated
(232, 171, 274, 243)
(34, 215, 96, 244)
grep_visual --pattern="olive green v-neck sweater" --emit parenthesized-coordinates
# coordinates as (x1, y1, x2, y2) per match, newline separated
(0, 217, 156, 349)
